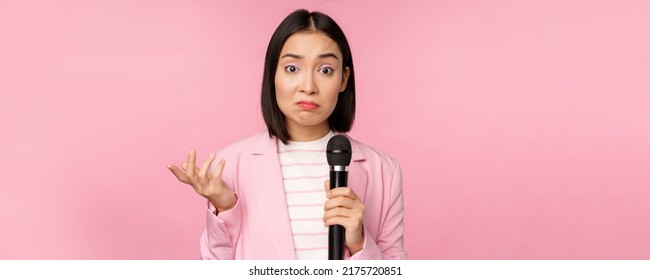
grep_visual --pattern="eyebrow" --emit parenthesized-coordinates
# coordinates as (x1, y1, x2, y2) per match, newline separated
(280, 53, 339, 60)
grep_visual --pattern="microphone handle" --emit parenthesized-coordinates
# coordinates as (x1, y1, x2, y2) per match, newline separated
(328, 169, 347, 260)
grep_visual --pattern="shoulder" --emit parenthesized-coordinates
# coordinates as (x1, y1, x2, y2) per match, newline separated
(216, 131, 273, 159)
(347, 136, 404, 197)
(348, 135, 401, 170)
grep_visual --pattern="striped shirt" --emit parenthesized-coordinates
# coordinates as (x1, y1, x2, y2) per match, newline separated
(278, 130, 335, 260)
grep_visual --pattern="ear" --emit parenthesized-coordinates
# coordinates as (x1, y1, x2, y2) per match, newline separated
(339, 66, 350, 93)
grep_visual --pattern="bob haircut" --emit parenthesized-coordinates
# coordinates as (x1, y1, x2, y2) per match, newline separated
(261, 9, 356, 144)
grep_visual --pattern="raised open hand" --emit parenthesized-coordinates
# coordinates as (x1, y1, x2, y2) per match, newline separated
(168, 149, 236, 213)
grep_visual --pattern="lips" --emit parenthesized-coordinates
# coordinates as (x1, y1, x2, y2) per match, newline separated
(297, 101, 318, 110)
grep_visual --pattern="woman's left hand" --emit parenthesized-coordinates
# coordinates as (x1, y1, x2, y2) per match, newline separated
(323, 180, 365, 255)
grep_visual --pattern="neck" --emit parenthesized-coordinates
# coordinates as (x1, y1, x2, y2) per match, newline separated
(287, 122, 331, 142)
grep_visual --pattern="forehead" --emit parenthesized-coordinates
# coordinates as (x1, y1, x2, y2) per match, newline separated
(280, 31, 342, 57)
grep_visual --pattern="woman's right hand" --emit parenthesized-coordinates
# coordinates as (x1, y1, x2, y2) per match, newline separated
(167, 149, 237, 213)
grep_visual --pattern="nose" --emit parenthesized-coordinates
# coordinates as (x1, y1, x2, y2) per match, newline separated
(298, 72, 317, 95)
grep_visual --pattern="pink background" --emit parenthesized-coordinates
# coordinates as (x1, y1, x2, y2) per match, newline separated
(1, 0, 649, 259)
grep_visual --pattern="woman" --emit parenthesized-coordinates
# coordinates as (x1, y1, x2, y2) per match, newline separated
(168, 9, 406, 260)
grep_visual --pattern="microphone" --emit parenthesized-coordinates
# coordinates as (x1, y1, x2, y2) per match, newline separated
(326, 135, 352, 260)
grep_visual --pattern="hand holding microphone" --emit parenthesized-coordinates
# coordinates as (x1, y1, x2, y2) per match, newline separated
(325, 136, 365, 259)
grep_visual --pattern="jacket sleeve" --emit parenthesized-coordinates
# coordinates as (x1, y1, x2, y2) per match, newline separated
(349, 161, 407, 260)
(198, 149, 242, 260)
(199, 197, 242, 259)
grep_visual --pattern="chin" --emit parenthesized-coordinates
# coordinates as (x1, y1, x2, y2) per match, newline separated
(297, 120, 324, 127)
(291, 117, 327, 127)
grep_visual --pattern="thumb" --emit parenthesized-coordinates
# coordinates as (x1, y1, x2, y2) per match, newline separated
(324, 180, 330, 195)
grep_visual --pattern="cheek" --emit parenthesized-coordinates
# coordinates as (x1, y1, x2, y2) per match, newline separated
(274, 74, 294, 96)
(321, 80, 343, 99)
(274, 81, 287, 102)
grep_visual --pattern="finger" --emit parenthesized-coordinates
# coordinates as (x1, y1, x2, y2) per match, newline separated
(323, 180, 330, 195)
(324, 196, 358, 211)
(324, 212, 364, 230)
(181, 162, 187, 171)
(328, 187, 359, 200)
(323, 206, 349, 220)
(198, 153, 216, 178)
(212, 159, 226, 180)
(324, 205, 364, 220)
(186, 149, 196, 176)
(324, 216, 348, 227)
(167, 164, 190, 184)
(324, 216, 357, 229)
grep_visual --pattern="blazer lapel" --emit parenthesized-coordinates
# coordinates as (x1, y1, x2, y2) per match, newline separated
(345, 134, 369, 202)
(248, 134, 296, 259)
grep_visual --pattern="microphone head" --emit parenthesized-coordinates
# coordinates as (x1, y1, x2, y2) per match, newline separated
(326, 135, 352, 166)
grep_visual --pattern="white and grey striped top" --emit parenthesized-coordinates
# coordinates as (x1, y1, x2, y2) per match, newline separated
(277, 130, 335, 260)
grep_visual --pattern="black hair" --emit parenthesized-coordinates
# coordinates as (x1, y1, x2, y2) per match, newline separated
(261, 9, 356, 144)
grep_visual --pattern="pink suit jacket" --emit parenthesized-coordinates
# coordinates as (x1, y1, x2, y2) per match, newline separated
(199, 131, 406, 259)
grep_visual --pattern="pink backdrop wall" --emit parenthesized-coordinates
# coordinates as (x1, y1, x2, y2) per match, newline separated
(1, 0, 649, 259)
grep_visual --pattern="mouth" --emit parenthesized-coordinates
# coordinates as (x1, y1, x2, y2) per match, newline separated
(297, 101, 319, 110)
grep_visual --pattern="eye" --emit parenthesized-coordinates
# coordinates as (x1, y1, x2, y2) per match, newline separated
(319, 67, 334, 75)
(284, 65, 299, 73)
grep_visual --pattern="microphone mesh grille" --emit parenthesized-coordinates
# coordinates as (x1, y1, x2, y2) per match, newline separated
(326, 135, 352, 166)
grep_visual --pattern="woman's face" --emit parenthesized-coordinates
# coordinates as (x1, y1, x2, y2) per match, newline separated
(275, 31, 350, 138)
